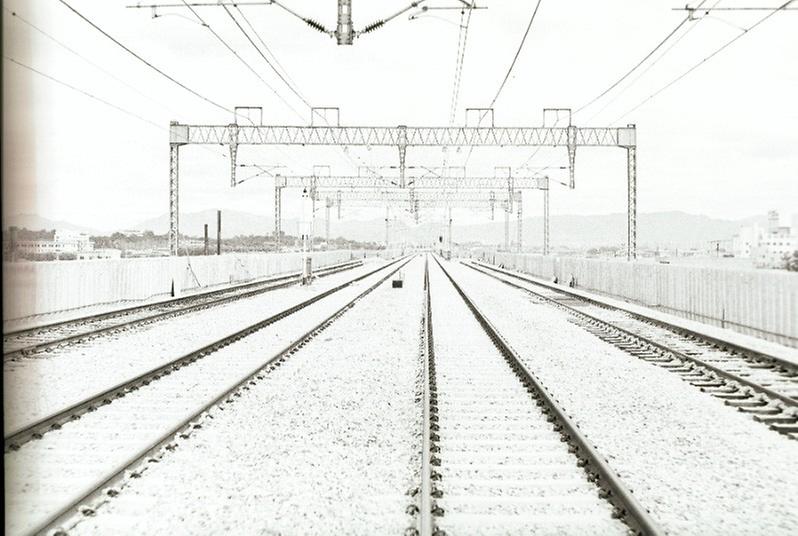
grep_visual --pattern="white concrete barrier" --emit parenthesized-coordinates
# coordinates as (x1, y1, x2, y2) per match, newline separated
(476, 252, 798, 348)
(2, 250, 395, 320)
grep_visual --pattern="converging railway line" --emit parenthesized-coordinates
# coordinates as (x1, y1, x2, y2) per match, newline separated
(412, 257, 661, 535)
(466, 261, 798, 439)
(5, 254, 798, 536)
(5, 256, 412, 536)
(2, 259, 363, 361)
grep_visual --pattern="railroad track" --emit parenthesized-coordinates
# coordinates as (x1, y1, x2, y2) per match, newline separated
(4, 257, 403, 452)
(467, 260, 798, 440)
(2, 259, 363, 361)
(4, 255, 413, 536)
(408, 255, 662, 535)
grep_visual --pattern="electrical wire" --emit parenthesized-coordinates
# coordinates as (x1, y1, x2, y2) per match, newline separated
(233, 4, 299, 89)
(611, 0, 795, 124)
(58, 0, 232, 116)
(573, 0, 709, 117)
(179, 0, 306, 121)
(222, 4, 311, 108)
(488, 0, 544, 108)
(4, 55, 164, 131)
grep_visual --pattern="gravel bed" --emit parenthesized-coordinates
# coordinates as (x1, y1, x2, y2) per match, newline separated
(4, 259, 409, 536)
(61, 257, 425, 535)
(445, 259, 798, 536)
(3, 259, 385, 433)
(428, 262, 625, 535)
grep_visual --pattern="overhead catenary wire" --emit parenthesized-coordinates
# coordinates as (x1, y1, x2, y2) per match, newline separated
(221, 5, 311, 109)
(573, 0, 709, 117)
(58, 0, 232, 116)
(611, 0, 795, 124)
(233, 4, 299, 90)
(4, 55, 164, 131)
(178, 0, 306, 121)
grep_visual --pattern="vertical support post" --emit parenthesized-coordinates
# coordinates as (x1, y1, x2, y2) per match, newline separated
(216, 210, 222, 255)
(447, 207, 452, 255)
(397, 125, 408, 188)
(274, 186, 282, 248)
(336, 190, 342, 219)
(627, 145, 637, 260)
(204, 224, 209, 255)
(516, 191, 523, 253)
(229, 123, 239, 187)
(543, 184, 550, 256)
(325, 198, 332, 246)
(385, 206, 390, 249)
(503, 204, 509, 251)
(567, 125, 577, 189)
(490, 191, 495, 220)
(169, 143, 180, 256)
(9, 226, 18, 262)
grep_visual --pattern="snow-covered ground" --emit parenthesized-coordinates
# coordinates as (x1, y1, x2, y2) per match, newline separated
(443, 258, 798, 535)
(4, 258, 410, 536)
(3, 259, 386, 433)
(54, 257, 424, 535)
(428, 260, 626, 535)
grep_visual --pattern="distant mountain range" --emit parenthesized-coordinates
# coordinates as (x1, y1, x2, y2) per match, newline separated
(3, 209, 775, 249)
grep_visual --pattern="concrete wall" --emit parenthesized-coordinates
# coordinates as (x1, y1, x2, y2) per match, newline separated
(477, 252, 798, 348)
(3, 250, 397, 320)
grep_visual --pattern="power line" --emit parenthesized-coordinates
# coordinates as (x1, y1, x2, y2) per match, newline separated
(573, 0, 709, 117)
(221, 4, 311, 109)
(233, 5, 298, 89)
(448, 8, 473, 126)
(5, 7, 180, 116)
(178, 0, 306, 121)
(4, 55, 164, 130)
(58, 0, 232, 116)
(488, 0, 544, 108)
(612, 0, 795, 124)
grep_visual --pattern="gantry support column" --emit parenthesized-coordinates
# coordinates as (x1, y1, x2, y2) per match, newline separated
(274, 186, 283, 248)
(169, 143, 180, 255)
(229, 123, 239, 187)
(325, 198, 333, 245)
(567, 125, 577, 189)
(543, 184, 550, 256)
(384, 206, 390, 249)
(447, 207, 453, 255)
(516, 191, 523, 253)
(503, 204, 510, 251)
(627, 145, 637, 260)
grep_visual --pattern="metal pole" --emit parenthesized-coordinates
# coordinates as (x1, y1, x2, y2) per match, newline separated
(504, 205, 509, 251)
(543, 186, 550, 256)
(516, 191, 523, 253)
(447, 207, 452, 255)
(385, 206, 390, 249)
(204, 224, 209, 255)
(627, 145, 637, 260)
(326, 199, 331, 246)
(216, 210, 221, 255)
(274, 186, 282, 249)
(169, 143, 180, 255)
(9, 226, 18, 262)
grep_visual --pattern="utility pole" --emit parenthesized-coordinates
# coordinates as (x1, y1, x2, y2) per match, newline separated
(447, 207, 453, 257)
(543, 184, 550, 256)
(504, 204, 510, 251)
(385, 206, 390, 249)
(325, 198, 332, 246)
(301, 188, 312, 284)
(216, 210, 221, 255)
(204, 224, 209, 255)
(516, 191, 523, 253)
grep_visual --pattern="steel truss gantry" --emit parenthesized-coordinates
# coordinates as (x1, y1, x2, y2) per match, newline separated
(168, 112, 636, 257)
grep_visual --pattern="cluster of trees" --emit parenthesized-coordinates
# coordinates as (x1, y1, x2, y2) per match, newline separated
(784, 251, 798, 272)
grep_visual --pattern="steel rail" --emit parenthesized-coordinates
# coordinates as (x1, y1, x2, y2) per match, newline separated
(433, 255, 664, 536)
(23, 255, 415, 536)
(467, 261, 798, 409)
(3, 260, 363, 360)
(414, 256, 434, 536)
(473, 260, 798, 374)
(4, 257, 404, 451)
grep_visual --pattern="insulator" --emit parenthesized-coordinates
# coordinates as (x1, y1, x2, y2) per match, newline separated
(304, 18, 328, 34)
(361, 20, 385, 34)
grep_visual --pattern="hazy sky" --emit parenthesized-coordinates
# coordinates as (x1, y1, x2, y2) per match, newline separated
(2, 0, 797, 232)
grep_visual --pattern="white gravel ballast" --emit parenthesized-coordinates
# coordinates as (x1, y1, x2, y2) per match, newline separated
(65, 257, 425, 535)
(3, 259, 386, 432)
(444, 259, 798, 536)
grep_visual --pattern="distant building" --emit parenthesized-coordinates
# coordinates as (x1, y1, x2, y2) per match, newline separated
(734, 210, 797, 268)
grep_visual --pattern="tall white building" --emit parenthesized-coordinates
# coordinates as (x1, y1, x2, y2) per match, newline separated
(733, 211, 797, 268)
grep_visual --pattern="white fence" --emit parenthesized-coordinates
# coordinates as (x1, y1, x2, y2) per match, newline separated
(477, 252, 798, 348)
(3, 250, 398, 320)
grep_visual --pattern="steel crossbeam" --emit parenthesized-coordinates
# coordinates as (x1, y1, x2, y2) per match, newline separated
(168, 114, 637, 259)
